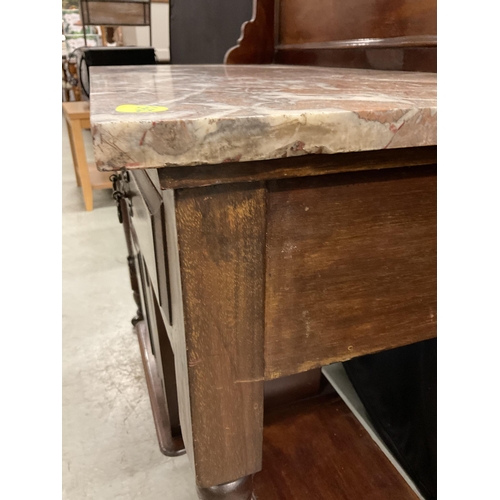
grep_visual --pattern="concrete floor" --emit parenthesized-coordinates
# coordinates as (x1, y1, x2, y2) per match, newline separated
(62, 119, 198, 499)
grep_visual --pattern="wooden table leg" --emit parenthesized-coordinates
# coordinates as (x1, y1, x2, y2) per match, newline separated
(67, 118, 93, 211)
(169, 183, 267, 498)
(65, 118, 81, 187)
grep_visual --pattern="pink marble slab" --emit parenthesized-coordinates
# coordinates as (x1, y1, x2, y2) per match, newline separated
(89, 65, 436, 170)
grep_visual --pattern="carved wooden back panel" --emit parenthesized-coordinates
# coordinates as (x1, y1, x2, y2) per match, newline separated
(225, 0, 436, 71)
(279, 0, 436, 44)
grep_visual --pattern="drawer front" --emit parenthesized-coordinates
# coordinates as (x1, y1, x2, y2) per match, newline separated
(264, 165, 437, 379)
(129, 170, 171, 324)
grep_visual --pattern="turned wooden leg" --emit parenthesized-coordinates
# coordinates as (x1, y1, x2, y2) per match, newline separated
(197, 475, 255, 500)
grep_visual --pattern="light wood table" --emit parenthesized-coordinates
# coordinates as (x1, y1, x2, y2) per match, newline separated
(62, 101, 112, 211)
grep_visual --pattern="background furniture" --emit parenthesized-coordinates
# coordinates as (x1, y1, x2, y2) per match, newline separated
(100, 25, 124, 46)
(169, 0, 252, 63)
(79, 0, 153, 46)
(62, 101, 112, 211)
(62, 7, 99, 101)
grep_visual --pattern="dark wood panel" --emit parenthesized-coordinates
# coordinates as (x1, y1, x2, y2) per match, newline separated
(255, 393, 420, 499)
(264, 369, 323, 409)
(152, 285, 181, 435)
(224, 0, 275, 64)
(279, 0, 436, 45)
(158, 147, 437, 189)
(175, 183, 267, 487)
(264, 165, 437, 379)
(129, 172, 159, 299)
(130, 171, 172, 327)
(275, 46, 437, 72)
(135, 319, 184, 456)
(276, 35, 436, 50)
(226, 0, 436, 72)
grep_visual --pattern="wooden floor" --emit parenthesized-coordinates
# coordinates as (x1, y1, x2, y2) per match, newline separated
(254, 393, 419, 500)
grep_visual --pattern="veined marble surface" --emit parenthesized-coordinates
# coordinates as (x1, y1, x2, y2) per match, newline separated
(90, 65, 436, 170)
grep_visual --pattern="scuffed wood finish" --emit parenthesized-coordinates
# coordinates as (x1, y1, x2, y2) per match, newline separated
(224, 0, 275, 64)
(255, 393, 420, 499)
(264, 165, 437, 379)
(158, 147, 437, 189)
(175, 183, 267, 488)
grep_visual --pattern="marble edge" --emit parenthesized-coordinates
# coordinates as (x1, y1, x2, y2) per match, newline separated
(91, 105, 437, 171)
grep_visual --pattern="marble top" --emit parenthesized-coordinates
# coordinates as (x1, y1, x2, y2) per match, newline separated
(90, 65, 436, 171)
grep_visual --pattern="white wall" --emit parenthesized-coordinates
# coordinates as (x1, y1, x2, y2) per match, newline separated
(121, 3, 170, 62)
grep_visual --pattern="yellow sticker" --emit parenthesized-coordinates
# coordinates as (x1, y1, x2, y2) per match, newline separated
(115, 104, 168, 113)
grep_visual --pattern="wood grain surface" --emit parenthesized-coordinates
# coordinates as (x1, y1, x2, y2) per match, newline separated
(279, 0, 436, 45)
(264, 165, 437, 379)
(158, 147, 437, 190)
(130, 171, 173, 329)
(224, 0, 275, 64)
(255, 393, 420, 499)
(226, 0, 436, 71)
(175, 183, 267, 487)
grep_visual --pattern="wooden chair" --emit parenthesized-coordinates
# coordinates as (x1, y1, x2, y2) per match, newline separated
(62, 101, 112, 211)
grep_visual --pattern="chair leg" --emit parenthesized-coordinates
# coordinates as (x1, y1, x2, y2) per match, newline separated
(67, 118, 93, 211)
(65, 118, 81, 187)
